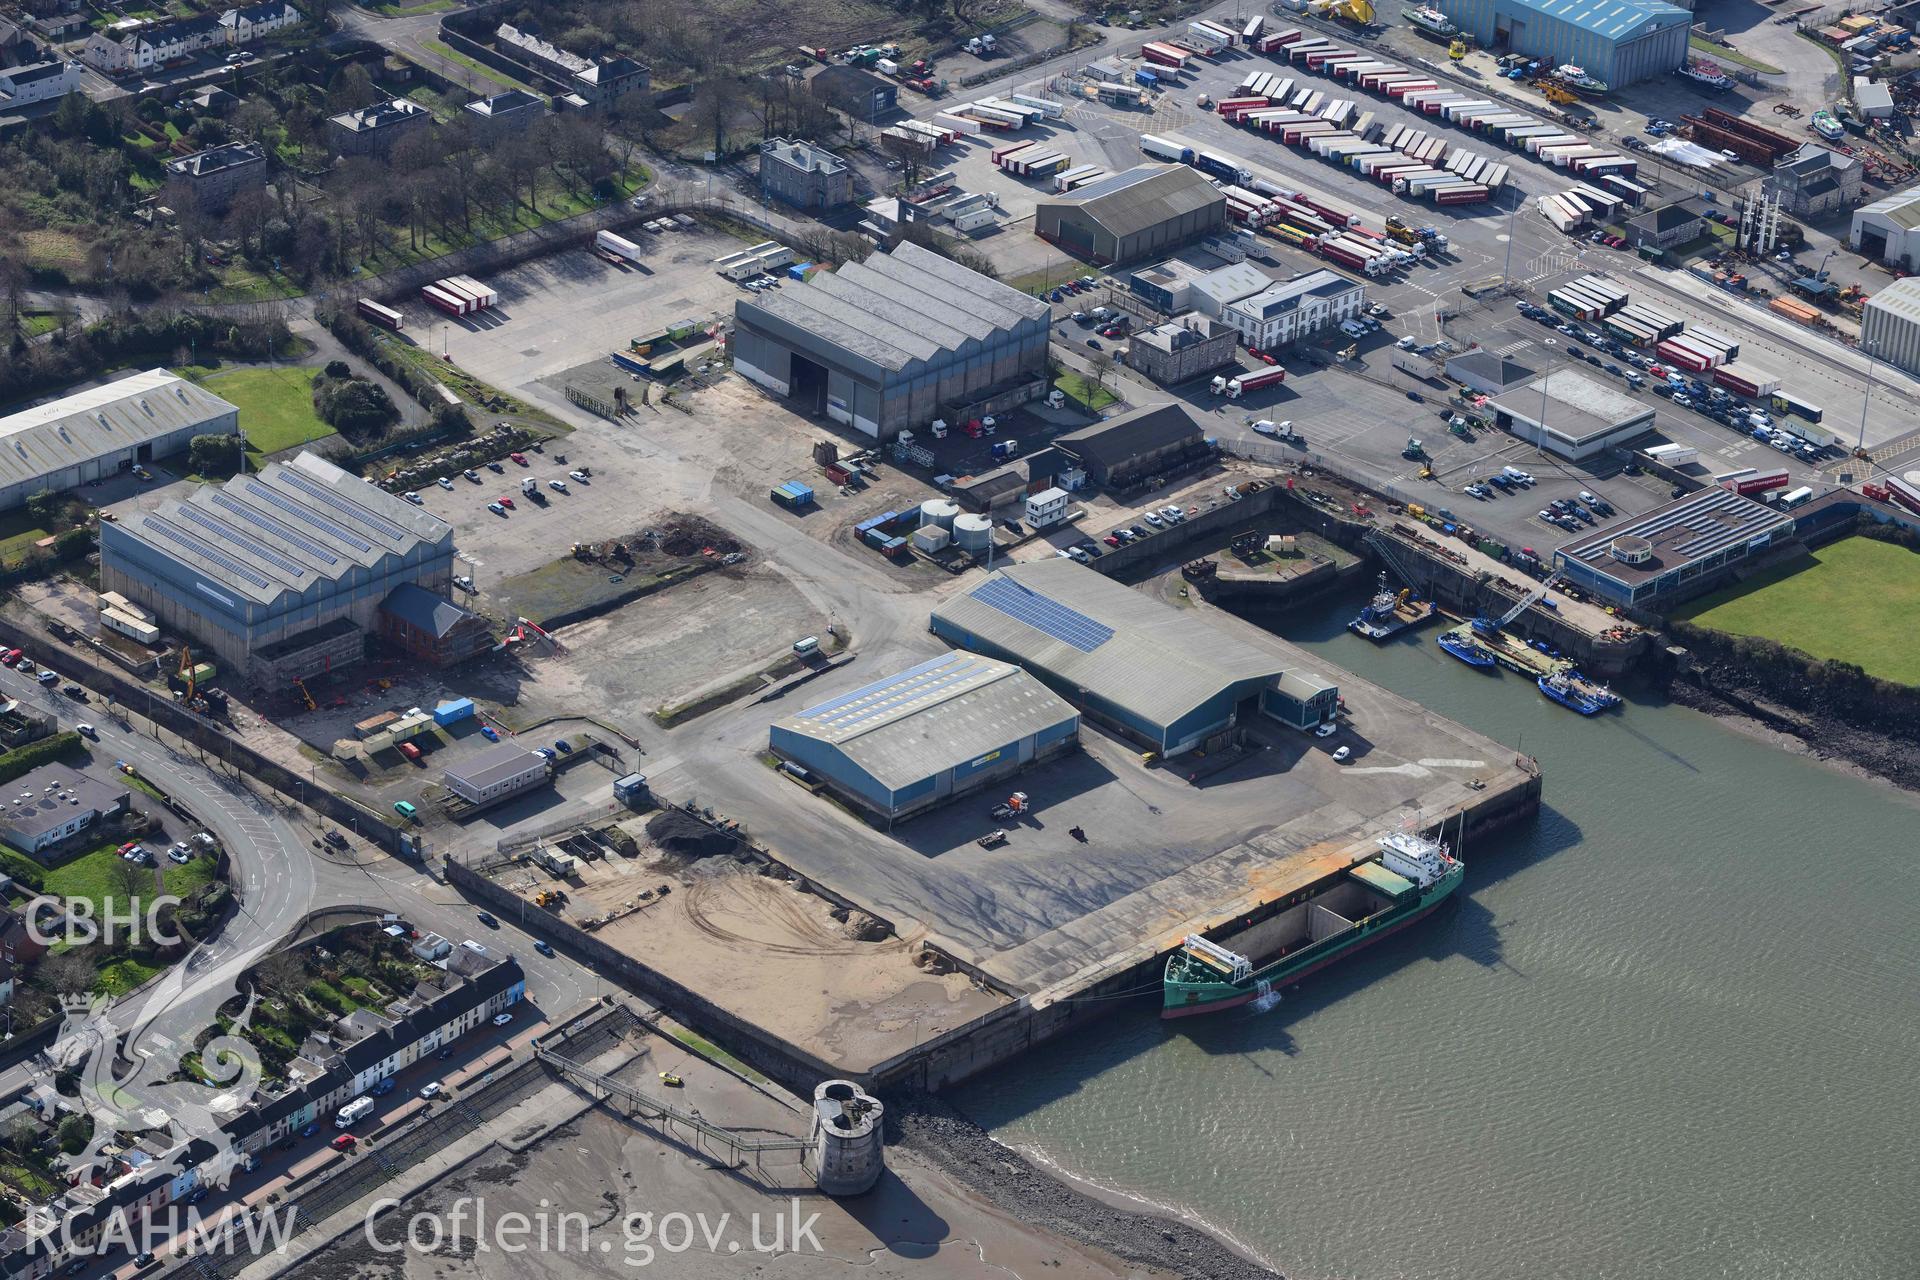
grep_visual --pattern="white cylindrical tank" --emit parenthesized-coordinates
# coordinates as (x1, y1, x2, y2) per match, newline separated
(951, 513, 992, 551)
(919, 498, 961, 529)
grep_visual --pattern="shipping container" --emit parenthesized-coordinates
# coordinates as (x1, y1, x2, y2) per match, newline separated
(421, 283, 470, 316)
(356, 299, 404, 331)
(1887, 475, 1920, 515)
(1654, 339, 1714, 372)
(1010, 92, 1065, 119)
(1141, 41, 1192, 67)
(1432, 183, 1490, 205)
(1712, 365, 1782, 399)
(1643, 443, 1699, 465)
(595, 230, 643, 264)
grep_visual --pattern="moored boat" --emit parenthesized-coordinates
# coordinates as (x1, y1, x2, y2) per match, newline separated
(1348, 572, 1435, 640)
(1438, 630, 1498, 668)
(1163, 831, 1464, 1018)
(1402, 5, 1457, 38)
(1537, 670, 1620, 715)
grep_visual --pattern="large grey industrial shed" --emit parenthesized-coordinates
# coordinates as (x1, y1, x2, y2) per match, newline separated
(930, 560, 1338, 757)
(99, 451, 456, 680)
(732, 241, 1050, 440)
(1034, 164, 1228, 266)
(0, 369, 238, 511)
(769, 652, 1080, 821)
(1434, 0, 1690, 89)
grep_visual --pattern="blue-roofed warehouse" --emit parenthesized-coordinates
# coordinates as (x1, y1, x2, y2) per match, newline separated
(930, 559, 1338, 757)
(769, 653, 1081, 822)
(1436, 0, 1691, 89)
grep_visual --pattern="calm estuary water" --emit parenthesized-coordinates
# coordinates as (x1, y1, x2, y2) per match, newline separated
(956, 588, 1920, 1280)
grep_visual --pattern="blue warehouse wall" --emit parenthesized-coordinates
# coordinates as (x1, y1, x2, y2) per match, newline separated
(769, 726, 897, 814)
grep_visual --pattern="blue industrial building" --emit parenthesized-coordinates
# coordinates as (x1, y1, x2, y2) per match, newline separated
(99, 451, 457, 681)
(930, 560, 1338, 757)
(1437, 0, 1692, 89)
(769, 653, 1080, 822)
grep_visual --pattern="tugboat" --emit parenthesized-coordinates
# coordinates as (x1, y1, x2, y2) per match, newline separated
(1437, 629, 1498, 669)
(1402, 5, 1457, 39)
(1551, 64, 1610, 97)
(1347, 572, 1435, 640)
(1163, 830, 1464, 1018)
(1811, 109, 1845, 141)
(1537, 670, 1620, 715)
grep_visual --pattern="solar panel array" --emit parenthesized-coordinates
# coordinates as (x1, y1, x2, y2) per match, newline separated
(210, 492, 341, 567)
(242, 479, 374, 553)
(140, 516, 273, 591)
(174, 507, 308, 580)
(1567, 487, 1783, 571)
(968, 576, 1115, 653)
(275, 469, 412, 543)
(798, 654, 994, 732)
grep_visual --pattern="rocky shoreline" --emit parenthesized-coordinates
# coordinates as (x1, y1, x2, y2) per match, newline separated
(894, 1096, 1281, 1280)
(1667, 668, 1920, 794)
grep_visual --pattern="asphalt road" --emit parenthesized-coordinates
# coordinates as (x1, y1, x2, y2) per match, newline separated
(0, 662, 599, 1100)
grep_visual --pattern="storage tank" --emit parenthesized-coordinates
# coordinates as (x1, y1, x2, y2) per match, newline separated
(910, 524, 951, 553)
(951, 513, 992, 551)
(919, 498, 961, 529)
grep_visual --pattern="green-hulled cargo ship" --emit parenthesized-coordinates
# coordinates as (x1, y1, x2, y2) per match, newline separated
(1163, 831, 1463, 1018)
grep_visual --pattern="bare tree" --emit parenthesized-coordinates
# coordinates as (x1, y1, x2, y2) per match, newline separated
(37, 950, 98, 999)
(254, 950, 308, 998)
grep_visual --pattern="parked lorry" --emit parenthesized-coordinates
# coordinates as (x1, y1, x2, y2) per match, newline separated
(1139, 133, 1194, 163)
(1723, 467, 1791, 497)
(1210, 366, 1287, 398)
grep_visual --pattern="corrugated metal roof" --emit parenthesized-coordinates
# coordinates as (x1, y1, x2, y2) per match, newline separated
(735, 241, 1046, 374)
(107, 451, 451, 607)
(1855, 189, 1920, 231)
(0, 369, 234, 488)
(1865, 275, 1920, 326)
(775, 652, 1078, 791)
(1483, 0, 1690, 40)
(1556, 487, 1792, 584)
(932, 559, 1290, 729)
(1038, 164, 1226, 241)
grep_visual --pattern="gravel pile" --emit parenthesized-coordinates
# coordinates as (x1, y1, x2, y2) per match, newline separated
(893, 1096, 1281, 1280)
(644, 809, 740, 859)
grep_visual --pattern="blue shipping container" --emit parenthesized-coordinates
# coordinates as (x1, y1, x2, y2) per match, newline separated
(433, 697, 475, 726)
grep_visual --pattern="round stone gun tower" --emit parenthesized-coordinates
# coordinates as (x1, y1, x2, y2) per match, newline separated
(809, 1080, 884, 1195)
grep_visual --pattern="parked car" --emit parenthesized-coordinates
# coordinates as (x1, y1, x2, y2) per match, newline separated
(332, 1135, 357, 1151)
(477, 911, 499, 928)
(487, 461, 505, 473)
(509, 452, 528, 465)
(549, 479, 568, 493)
(487, 502, 506, 516)
(480, 725, 500, 741)
(436, 476, 453, 490)
(394, 800, 417, 820)
(420, 1082, 444, 1100)
(498, 496, 515, 509)
(492, 1012, 514, 1027)
(464, 469, 480, 482)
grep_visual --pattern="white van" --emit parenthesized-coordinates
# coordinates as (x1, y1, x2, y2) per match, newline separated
(792, 636, 820, 657)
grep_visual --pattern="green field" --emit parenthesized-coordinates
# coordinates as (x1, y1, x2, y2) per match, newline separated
(192, 366, 337, 456)
(1674, 537, 1920, 685)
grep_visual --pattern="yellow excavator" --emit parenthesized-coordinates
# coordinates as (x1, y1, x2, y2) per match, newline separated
(1534, 78, 1579, 106)
(293, 676, 315, 712)
(1448, 36, 1469, 61)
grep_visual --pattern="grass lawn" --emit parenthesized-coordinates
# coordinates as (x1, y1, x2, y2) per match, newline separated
(44, 842, 153, 914)
(190, 366, 337, 456)
(17, 311, 62, 339)
(421, 38, 523, 90)
(97, 957, 162, 996)
(1689, 36, 1782, 74)
(0, 508, 53, 568)
(1673, 537, 1920, 686)
(1055, 370, 1118, 411)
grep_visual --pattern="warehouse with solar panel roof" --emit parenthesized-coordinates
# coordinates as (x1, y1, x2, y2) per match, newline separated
(98, 450, 473, 681)
(931, 559, 1338, 756)
(769, 652, 1080, 822)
